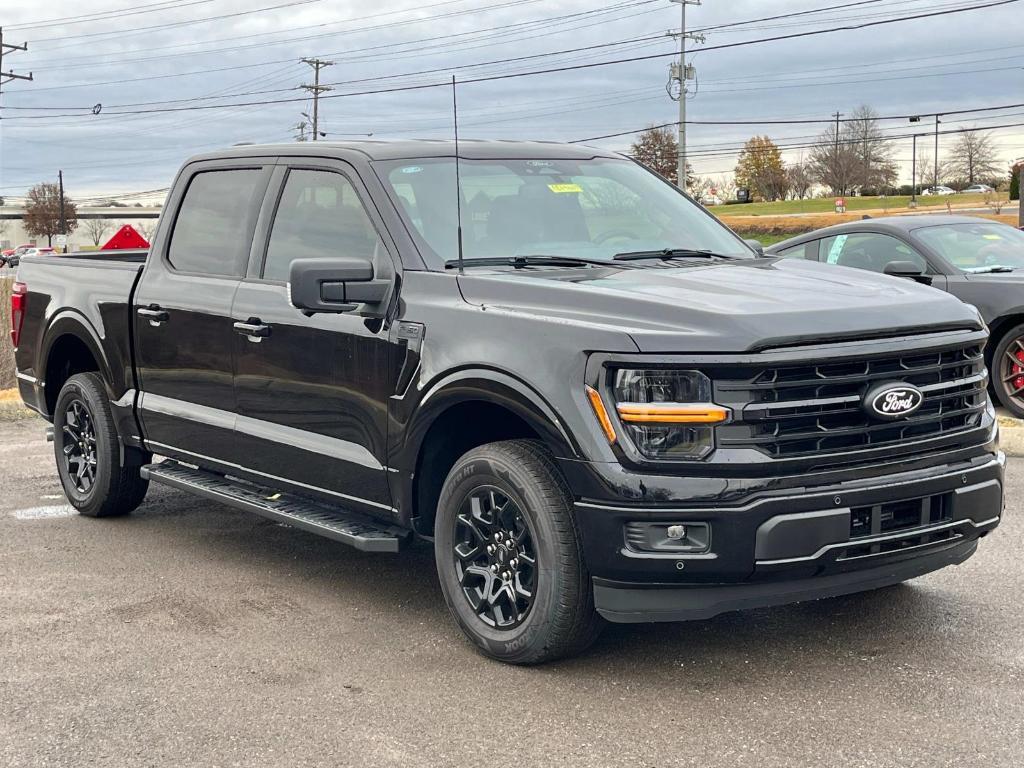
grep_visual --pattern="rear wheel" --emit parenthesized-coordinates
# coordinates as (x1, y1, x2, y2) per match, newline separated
(434, 439, 603, 664)
(54, 373, 151, 517)
(993, 323, 1024, 419)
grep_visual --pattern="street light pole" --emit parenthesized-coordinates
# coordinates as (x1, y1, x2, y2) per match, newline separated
(911, 134, 919, 207)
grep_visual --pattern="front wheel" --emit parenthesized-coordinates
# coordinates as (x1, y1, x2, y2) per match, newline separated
(434, 439, 603, 664)
(53, 372, 151, 517)
(992, 323, 1024, 419)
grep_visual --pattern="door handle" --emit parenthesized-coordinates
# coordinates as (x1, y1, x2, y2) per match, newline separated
(233, 319, 272, 342)
(137, 305, 169, 325)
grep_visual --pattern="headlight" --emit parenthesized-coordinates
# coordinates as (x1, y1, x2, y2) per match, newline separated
(588, 369, 729, 460)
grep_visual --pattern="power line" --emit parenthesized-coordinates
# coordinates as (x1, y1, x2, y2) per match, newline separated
(6, 0, 1017, 123)
(569, 102, 1024, 142)
(7, 0, 219, 31)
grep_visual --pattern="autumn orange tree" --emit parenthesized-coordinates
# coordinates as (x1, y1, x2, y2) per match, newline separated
(734, 136, 788, 201)
(24, 182, 78, 247)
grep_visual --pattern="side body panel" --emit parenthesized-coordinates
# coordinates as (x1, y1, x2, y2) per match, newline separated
(13, 257, 143, 442)
(132, 158, 275, 466)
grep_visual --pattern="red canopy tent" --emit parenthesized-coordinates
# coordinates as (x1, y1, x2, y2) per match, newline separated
(100, 224, 150, 250)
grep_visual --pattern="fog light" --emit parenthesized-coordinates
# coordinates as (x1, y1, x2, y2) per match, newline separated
(624, 522, 710, 553)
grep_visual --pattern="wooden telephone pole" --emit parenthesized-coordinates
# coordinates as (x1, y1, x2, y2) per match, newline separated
(300, 58, 334, 141)
(0, 27, 34, 116)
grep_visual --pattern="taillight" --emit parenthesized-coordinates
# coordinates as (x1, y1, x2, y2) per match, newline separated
(10, 281, 27, 348)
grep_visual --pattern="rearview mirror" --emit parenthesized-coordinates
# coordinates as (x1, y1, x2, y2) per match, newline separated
(883, 260, 932, 285)
(744, 238, 765, 257)
(289, 257, 391, 315)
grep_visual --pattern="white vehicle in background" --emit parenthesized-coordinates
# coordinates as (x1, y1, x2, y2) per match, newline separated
(963, 184, 995, 194)
(699, 193, 723, 206)
(922, 185, 956, 196)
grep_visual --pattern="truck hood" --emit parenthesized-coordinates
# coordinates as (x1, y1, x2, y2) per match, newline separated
(457, 258, 983, 353)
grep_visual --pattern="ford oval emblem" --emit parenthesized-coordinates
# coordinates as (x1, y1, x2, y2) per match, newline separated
(864, 382, 924, 420)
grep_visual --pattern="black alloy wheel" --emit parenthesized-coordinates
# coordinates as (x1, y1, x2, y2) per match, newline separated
(434, 439, 603, 665)
(453, 486, 537, 629)
(61, 399, 99, 493)
(53, 372, 151, 517)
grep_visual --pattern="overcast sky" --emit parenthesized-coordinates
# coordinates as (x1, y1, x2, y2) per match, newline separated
(1, 0, 1022, 201)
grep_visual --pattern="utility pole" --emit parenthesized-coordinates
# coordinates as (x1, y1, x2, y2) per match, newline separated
(58, 170, 67, 241)
(933, 114, 940, 189)
(667, 0, 703, 192)
(0, 27, 34, 117)
(300, 58, 334, 141)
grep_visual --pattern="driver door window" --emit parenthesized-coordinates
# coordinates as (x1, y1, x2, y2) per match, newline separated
(819, 232, 928, 274)
(262, 169, 383, 282)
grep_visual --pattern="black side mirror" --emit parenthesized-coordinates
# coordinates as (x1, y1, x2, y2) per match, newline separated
(289, 257, 391, 315)
(883, 260, 932, 285)
(744, 238, 765, 257)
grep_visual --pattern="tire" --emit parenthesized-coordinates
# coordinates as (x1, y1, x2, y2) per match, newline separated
(434, 439, 603, 664)
(992, 322, 1024, 419)
(53, 372, 151, 517)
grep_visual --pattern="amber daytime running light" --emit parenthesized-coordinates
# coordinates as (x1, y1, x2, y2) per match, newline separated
(602, 369, 730, 460)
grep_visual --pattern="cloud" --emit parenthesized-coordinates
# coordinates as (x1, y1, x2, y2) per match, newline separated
(1, 0, 1021, 198)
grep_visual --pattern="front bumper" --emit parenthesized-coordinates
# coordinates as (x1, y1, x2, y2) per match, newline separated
(595, 538, 979, 623)
(563, 450, 1004, 622)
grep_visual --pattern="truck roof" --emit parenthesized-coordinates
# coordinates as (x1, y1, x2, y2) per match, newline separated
(188, 139, 620, 163)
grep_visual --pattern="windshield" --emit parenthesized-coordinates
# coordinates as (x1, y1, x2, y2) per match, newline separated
(374, 157, 752, 268)
(914, 222, 1024, 272)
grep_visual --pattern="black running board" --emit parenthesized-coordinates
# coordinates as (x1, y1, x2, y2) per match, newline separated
(141, 460, 410, 553)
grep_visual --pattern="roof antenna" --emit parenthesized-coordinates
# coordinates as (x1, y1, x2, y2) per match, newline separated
(452, 74, 465, 274)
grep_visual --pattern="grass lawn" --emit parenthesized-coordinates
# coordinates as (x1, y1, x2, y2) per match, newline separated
(707, 192, 993, 216)
(734, 232, 795, 246)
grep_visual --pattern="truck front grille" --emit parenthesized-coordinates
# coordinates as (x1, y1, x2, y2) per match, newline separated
(714, 339, 988, 463)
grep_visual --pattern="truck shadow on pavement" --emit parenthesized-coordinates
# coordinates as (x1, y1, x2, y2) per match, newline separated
(121, 485, 966, 677)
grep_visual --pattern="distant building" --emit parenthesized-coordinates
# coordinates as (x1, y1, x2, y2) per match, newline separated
(0, 206, 161, 250)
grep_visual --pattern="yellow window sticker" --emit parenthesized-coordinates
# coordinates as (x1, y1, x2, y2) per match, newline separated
(548, 183, 583, 194)
(982, 234, 1002, 240)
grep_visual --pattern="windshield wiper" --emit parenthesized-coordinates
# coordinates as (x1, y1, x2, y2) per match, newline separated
(967, 265, 1015, 273)
(444, 255, 635, 270)
(613, 248, 738, 262)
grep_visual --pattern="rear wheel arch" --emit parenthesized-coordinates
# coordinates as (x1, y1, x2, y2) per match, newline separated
(41, 315, 113, 416)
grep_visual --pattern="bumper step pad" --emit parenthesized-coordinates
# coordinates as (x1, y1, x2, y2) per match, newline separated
(141, 460, 410, 552)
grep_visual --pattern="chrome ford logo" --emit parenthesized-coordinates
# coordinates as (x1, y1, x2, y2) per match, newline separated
(864, 382, 924, 420)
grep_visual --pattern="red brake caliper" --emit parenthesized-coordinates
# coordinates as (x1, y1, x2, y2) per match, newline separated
(1013, 349, 1024, 392)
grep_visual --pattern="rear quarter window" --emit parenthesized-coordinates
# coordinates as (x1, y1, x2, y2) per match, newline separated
(167, 169, 264, 277)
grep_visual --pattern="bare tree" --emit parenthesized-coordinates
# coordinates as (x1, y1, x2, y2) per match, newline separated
(83, 218, 112, 246)
(137, 221, 158, 244)
(916, 149, 950, 191)
(786, 157, 814, 199)
(948, 129, 1002, 185)
(808, 123, 858, 195)
(845, 105, 897, 192)
(714, 174, 737, 201)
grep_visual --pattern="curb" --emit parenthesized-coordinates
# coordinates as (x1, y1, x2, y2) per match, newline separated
(998, 413, 1024, 458)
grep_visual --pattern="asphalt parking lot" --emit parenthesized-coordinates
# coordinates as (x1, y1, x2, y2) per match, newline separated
(1, 416, 1022, 768)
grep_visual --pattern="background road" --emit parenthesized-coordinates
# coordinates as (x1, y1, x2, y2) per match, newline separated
(1, 416, 1022, 768)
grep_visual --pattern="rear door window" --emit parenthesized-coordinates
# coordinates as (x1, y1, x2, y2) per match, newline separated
(167, 169, 264, 277)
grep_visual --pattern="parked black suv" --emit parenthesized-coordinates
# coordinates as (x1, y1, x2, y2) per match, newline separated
(13, 142, 1003, 663)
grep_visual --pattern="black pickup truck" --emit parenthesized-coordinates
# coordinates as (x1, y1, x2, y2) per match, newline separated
(12, 141, 1004, 664)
